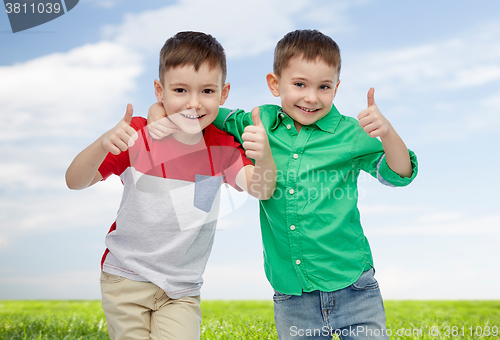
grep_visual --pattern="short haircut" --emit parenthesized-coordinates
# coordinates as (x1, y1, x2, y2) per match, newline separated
(159, 31, 227, 85)
(273, 29, 341, 79)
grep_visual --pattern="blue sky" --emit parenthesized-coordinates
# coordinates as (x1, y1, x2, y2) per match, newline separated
(1, 0, 499, 300)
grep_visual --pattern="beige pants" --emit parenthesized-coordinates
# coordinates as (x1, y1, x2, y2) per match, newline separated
(100, 272, 202, 340)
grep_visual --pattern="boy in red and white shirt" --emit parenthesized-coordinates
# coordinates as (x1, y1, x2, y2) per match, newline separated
(66, 31, 276, 340)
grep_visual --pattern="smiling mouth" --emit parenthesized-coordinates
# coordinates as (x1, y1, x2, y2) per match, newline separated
(296, 105, 320, 113)
(180, 112, 206, 120)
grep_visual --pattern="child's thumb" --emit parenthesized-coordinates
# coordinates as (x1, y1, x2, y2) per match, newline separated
(367, 88, 376, 108)
(123, 104, 133, 125)
(251, 107, 262, 127)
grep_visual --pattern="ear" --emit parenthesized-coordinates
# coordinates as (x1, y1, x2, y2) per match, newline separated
(154, 79, 164, 102)
(266, 73, 280, 97)
(332, 79, 341, 100)
(219, 82, 230, 105)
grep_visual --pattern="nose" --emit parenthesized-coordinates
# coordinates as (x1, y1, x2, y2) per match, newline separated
(304, 89, 318, 103)
(186, 94, 202, 109)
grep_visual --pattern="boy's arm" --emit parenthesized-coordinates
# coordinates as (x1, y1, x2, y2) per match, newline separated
(65, 104, 137, 190)
(358, 88, 413, 178)
(235, 107, 276, 200)
(212, 108, 253, 146)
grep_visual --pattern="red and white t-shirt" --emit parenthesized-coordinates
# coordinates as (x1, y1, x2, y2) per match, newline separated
(98, 117, 252, 298)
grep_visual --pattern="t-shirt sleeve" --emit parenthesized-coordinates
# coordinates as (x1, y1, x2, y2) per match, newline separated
(353, 125, 418, 187)
(97, 117, 146, 180)
(214, 136, 253, 191)
(98, 150, 130, 180)
(212, 108, 253, 145)
(223, 143, 254, 191)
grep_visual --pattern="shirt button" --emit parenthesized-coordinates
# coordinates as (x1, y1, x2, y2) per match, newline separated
(280, 113, 285, 118)
(286, 124, 291, 129)
(293, 154, 299, 159)
(289, 189, 295, 195)
(296, 259, 301, 265)
(290, 225, 296, 231)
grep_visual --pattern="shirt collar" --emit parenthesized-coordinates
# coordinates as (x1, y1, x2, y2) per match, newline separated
(314, 104, 342, 134)
(272, 104, 342, 133)
(270, 109, 285, 131)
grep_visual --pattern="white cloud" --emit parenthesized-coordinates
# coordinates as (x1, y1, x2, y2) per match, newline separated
(0, 41, 143, 141)
(298, 0, 371, 35)
(471, 92, 500, 131)
(418, 211, 463, 223)
(411, 86, 500, 144)
(358, 204, 426, 215)
(0, 270, 102, 299)
(202, 263, 273, 299)
(0, 162, 61, 190)
(372, 214, 500, 236)
(0, 270, 98, 286)
(0, 37, 144, 250)
(336, 21, 500, 144)
(102, 0, 358, 59)
(378, 264, 500, 300)
(0, 176, 123, 247)
(343, 24, 500, 96)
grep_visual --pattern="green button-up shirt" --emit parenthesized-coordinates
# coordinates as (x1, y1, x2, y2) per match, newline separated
(213, 104, 418, 295)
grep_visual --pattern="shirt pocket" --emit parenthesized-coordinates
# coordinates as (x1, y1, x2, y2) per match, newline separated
(194, 174, 224, 212)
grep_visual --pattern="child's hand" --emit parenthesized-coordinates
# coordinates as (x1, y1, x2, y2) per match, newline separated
(101, 104, 138, 155)
(147, 102, 180, 140)
(242, 107, 271, 161)
(357, 88, 393, 138)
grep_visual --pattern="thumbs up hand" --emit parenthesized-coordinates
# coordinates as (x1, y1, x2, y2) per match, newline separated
(101, 104, 139, 155)
(242, 107, 272, 161)
(357, 88, 392, 138)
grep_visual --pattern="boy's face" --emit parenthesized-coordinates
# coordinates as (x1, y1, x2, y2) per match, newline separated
(267, 56, 340, 130)
(154, 62, 229, 136)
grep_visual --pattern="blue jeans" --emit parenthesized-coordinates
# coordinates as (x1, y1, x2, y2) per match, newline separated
(273, 268, 389, 340)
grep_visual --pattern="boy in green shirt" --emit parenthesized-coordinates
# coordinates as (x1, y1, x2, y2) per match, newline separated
(148, 29, 417, 339)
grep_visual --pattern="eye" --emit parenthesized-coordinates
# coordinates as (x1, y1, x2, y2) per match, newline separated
(202, 89, 214, 94)
(174, 88, 186, 93)
(294, 82, 305, 88)
(319, 85, 331, 90)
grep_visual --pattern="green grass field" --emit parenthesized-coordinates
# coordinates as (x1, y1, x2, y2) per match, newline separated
(0, 300, 499, 339)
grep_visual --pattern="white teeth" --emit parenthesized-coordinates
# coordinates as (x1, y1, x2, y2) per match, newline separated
(181, 113, 204, 119)
(299, 106, 318, 112)
(178, 108, 204, 119)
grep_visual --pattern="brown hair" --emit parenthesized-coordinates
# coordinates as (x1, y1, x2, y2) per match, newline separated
(159, 31, 227, 85)
(273, 29, 341, 79)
